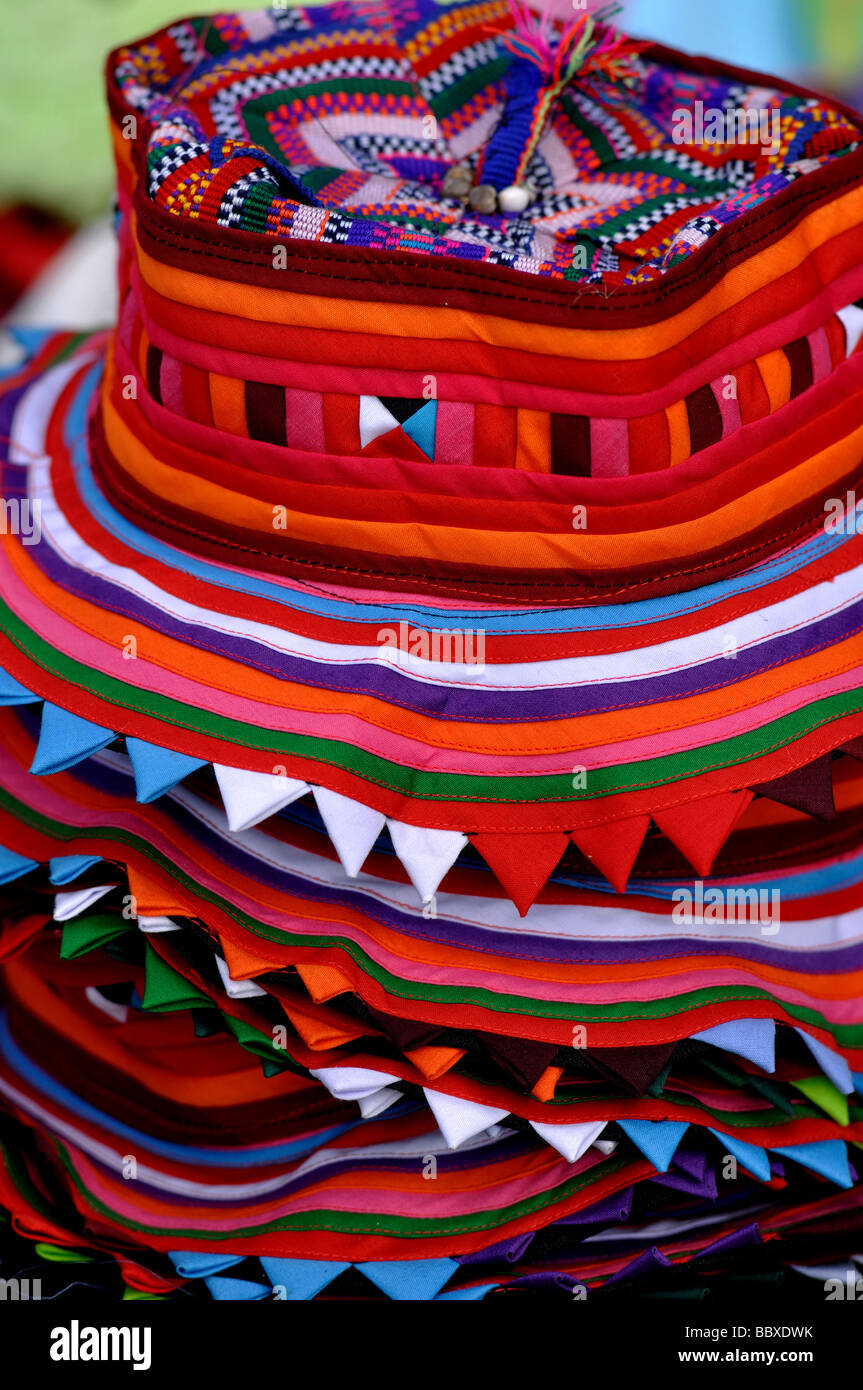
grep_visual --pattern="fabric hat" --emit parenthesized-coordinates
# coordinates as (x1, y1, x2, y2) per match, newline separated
(1, 0, 863, 1300)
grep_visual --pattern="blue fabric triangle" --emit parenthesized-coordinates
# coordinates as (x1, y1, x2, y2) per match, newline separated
(402, 400, 437, 459)
(794, 1029, 854, 1095)
(707, 1128, 771, 1183)
(0, 844, 38, 884)
(854, 1074, 863, 1096)
(693, 1017, 775, 1073)
(619, 1119, 690, 1172)
(435, 1283, 497, 1301)
(356, 1257, 459, 1300)
(204, 1276, 271, 1301)
(168, 1250, 245, 1279)
(30, 704, 115, 775)
(0, 669, 38, 705)
(49, 854, 103, 886)
(773, 1140, 852, 1189)
(259, 1257, 350, 1300)
(125, 737, 206, 803)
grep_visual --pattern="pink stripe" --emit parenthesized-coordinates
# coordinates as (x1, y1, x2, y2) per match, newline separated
(435, 400, 474, 465)
(158, 354, 185, 415)
(284, 387, 325, 451)
(118, 323, 863, 506)
(711, 375, 742, 437)
(590, 418, 629, 477)
(808, 325, 832, 384)
(133, 263, 863, 419)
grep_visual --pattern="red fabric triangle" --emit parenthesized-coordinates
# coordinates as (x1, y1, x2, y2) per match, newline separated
(653, 790, 753, 877)
(470, 831, 570, 916)
(571, 815, 650, 894)
(753, 755, 835, 821)
(361, 424, 431, 465)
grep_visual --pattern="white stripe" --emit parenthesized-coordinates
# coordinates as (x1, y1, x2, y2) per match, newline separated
(15, 360, 863, 692)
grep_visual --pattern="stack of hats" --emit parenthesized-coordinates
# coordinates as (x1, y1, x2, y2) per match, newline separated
(1, 0, 863, 1302)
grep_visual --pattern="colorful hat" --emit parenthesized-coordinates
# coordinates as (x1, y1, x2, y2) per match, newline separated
(1, 0, 863, 1300)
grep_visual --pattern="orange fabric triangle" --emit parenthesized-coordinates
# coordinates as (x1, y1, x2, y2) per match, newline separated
(571, 814, 650, 894)
(220, 935, 287, 980)
(405, 1045, 465, 1079)
(282, 1002, 365, 1051)
(470, 831, 570, 916)
(295, 961, 353, 1002)
(653, 790, 754, 877)
(126, 866, 186, 917)
(532, 1066, 563, 1102)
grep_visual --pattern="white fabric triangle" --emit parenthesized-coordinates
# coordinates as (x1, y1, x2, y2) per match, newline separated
(313, 786, 386, 877)
(53, 884, 114, 921)
(359, 395, 399, 448)
(214, 764, 308, 832)
(357, 1086, 402, 1118)
(387, 821, 468, 901)
(529, 1119, 607, 1164)
(421, 1089, 509, 1149)
(137, 915, 182, 933)
(594, 1139, 618, 1156)
(838, 303, 863, 355)
(215, 955, 267, 999)
(310, 1066, 402, 1101)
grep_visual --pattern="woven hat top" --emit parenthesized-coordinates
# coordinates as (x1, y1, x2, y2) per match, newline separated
(112, 1, 860, 285)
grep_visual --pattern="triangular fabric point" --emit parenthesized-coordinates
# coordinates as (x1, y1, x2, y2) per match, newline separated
(653, 790, 752, 876)
(790, 1076, 850, 1126)
(0, 668, 39, 704)
(48, 854, 103, 885)
(204, 1276, 271, 1301)
(772, 1140, 853, 1188)
(313, 786, 385, 877)
(707, 1128, 771, 1182)
(30, 703, 115, 775)
(694, 1018, 776, 1074)
(387, 820, 467, 901)
(401, 400, 437, 458)
(571, 814, 650, 893)
(794, 1028, 854, 1094)
(470, 830, 570, 915)
(126, 738, 206, 803)
(214, 763, 308, 832)
(259, 1257, 350, 1300)
(619, 1118, 690, 1172)
(359, 395, 399, 448)
(422, 1088, 509, 1148)
(356, 1257, 458, 1301)
(530, 1119, 607, 1163)
(0, 844, 39, 884)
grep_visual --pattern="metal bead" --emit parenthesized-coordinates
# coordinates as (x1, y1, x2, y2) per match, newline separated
(468, 183, 498, 215)
(441, 164, 473, 199)
(498, 183, 531, 215)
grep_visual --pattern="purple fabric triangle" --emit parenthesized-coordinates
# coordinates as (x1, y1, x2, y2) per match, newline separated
(754, 755, 835, 820)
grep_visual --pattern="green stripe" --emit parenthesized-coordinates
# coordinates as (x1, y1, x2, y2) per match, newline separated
(1, 594, 860, 804)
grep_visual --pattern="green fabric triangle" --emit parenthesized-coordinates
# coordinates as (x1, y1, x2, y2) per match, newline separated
(142, 945, 210, 1012)
(60, 912, 132, 959)
(123, 1287, 168, 1301)
(33, 1242, 94, 1263)
(790, 1075, 850, 1126)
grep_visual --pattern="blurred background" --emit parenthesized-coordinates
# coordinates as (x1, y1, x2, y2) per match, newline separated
(0, 0, 861, 326)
